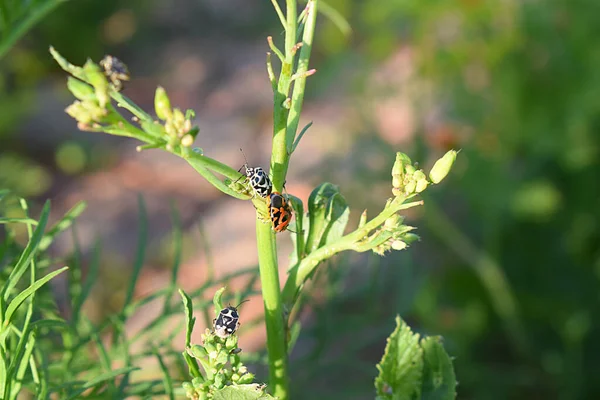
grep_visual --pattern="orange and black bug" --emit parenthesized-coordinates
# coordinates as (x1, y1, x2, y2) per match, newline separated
(267, 191, 293, 232)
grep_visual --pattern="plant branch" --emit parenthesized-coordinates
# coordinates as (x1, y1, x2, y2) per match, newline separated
(282, 198, 424, 307)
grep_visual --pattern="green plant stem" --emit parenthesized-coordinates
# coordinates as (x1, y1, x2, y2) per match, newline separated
(258, 2, 318, 399)
(256, 221, 288, 398)
(282, 198, 423, 307)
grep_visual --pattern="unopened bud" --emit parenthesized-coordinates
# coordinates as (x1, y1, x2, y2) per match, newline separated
(154, 86, 172, 120)
(384, 214, 402, 229)
(404, 179, 416, 194)
(430, 150, 458, 184)
(392, 152, 412, 176)
(67, 77, 95, 100)
(83, 60, 109, 107)
(358, 209, 367, 229)
(181, 134, 194, 147)
(402, 233, 420, 244)
(391, 240, 408, 250)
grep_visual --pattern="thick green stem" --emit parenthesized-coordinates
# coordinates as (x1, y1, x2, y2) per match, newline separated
(256, 221, 288, 398)
(258, 2, 318, 399)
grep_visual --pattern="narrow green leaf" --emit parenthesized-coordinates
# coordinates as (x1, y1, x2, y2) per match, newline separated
(375, 316, 424, 400)
(0, 218, 38, 225)
(2, 200, 51, 302)
(10, 329, 36, 398)
(0, 346, 7, 398)
(420, 337, 456, 400)
(213, 287, 226, 316)
(38, 201, 86, 252)
(123, 195, 147, 312)
(73, 239, 100, 321)
(179, 289, 195, 348)
(290, 121, 313, 154)
(213, 384, 276, 400)
(4, 267, 69, 327)
(154, 349, 174, 400)
(319, 0, 352, 36)
(64, 366, 139, 400)
(163, 202, 182, 314)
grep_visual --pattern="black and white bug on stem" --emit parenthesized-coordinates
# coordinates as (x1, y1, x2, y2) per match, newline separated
(213, 300, 249, 338)
(236, 149, 272, 198)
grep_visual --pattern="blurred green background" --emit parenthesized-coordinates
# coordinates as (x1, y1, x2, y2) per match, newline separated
(1, 0, 599, 399)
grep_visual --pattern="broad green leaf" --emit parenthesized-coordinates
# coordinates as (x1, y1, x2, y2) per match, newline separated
(2, 201, 50, 302)
(420, 337, 456, 400)
(375, 316, 424, 400)
(213, 384, 276, 400)
(321, 192, 349, 246)
(305, 183, 339, 253)
(3, 267, 69, 327)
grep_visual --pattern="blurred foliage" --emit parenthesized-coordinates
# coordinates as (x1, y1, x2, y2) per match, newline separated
(310, 0, 600, 399)
(0, 0, 599, 398)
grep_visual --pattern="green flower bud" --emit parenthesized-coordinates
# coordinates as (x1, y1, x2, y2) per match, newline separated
(402, 233, 420, 244)
(173, 108, 185, 125)
(392, 175, 403, 189)
(189, 345, 208, 359)
(358, 209, 367, 229)
(66, 101, 92, 124)
(415, 177, 429, 193)
(429, 150, 458, 184)
(404, 164, 416, 176)
(154, 86, 173, 120)
(67, 77, 95, 100)
(392, 152, 412, 176)
(83, 60, 109, 107)
(404, 179, 416, 194)
(225, 335, 238, 350)
(391, 240, 408, 250)
(238, 372, 255, 384)
(181, 134, 194, 147)
(384, 214, 401, 229)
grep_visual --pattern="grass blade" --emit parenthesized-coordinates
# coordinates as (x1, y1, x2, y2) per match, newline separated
(64, 366, 139, 400)
(3, 266, 69, 327)
(123, 195, 147, 313)
(38, 201, 86, 252)
(1, 200, 50, 302)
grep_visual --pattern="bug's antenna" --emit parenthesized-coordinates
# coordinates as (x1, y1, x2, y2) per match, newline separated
(239, 148, 249, 166)
(234, 299, 250, 309)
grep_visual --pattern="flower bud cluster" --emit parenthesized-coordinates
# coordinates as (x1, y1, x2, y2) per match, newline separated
(372, 213, 419, 256)
(182, 330, 255, 399)
(391, 152, 429, 197)
(155, 87, 198, 151)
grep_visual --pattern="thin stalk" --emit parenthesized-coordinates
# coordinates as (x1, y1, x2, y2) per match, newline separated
(285, 0, 317, 153)
(256, 222, 287, 398)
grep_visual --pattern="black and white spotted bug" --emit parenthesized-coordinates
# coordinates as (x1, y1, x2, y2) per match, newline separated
(213, 300, 249, 338)
(237, 149, 272, 198)
(99, 55, 130, 91)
